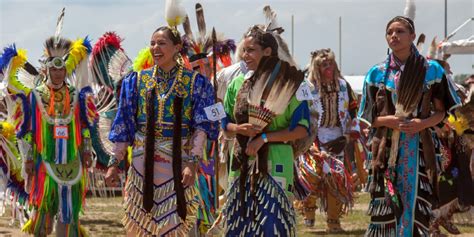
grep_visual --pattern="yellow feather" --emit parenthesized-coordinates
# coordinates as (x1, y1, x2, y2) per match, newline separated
(167, 16, 184, 28)
(0, 121, 15, 139)
(8, 49, 30, 94)
(132, 47, 153, 72)
(448, 113, 469, 135)
(65, 38, 88, 75)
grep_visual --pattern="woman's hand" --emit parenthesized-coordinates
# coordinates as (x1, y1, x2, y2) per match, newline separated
(228, 123, 261, 137)
(182, 163, 197, 187)
(245, 136, 265, 157)
(105, 166, 120, 187)
(375, 115, 405, 130)
(399, 118, 426, 134)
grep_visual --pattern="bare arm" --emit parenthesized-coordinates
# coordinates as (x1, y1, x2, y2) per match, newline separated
(246, 126, 308, 157)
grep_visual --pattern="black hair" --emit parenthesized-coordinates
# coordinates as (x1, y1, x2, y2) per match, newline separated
(153, 26, 182, 45)
(243, 25, 278, 57)
(386, 16, 415, 34)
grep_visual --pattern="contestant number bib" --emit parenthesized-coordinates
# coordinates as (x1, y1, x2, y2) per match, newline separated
(204, 102, 226, 121)
(54, 125, 69, 139)
(296, 83, 313, 101)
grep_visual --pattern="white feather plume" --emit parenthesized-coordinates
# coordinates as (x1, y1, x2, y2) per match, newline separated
(16, 68, 36, 89)
(165, 0, 187, 28)
(54, 8, 65, 46)
(74, 59, 91, 90)
(404, 0, 416, 21)
(108, 50, 132, 82)
(263, 5, 279, 31)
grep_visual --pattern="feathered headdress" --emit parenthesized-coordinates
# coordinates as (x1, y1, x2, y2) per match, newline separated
(308, 48, 342, 93)
(165, 0, 186, 30)
(403, 0, 416, 21)
(41, 8, 92, 90)
(261, 5, 297, 67)
(180, 3, 236, 77)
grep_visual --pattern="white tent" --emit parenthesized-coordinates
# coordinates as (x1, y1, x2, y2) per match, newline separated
(440, 37, 474, 55)
(344, 75, 365, 95)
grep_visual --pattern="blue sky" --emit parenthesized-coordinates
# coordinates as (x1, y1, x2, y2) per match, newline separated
(1, 0, 472, 75)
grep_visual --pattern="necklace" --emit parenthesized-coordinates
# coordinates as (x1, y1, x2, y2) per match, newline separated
(150, 65, 184, 136)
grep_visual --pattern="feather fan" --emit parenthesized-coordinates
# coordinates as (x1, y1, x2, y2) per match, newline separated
(388, 54, 426, 167)
(247, 56, 304, 130)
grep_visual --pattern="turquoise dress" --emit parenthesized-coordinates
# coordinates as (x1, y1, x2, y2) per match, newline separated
(358, 51, 461, 236)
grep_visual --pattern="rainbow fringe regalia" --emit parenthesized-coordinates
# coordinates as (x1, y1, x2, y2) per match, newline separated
(0, 36, 97, 236)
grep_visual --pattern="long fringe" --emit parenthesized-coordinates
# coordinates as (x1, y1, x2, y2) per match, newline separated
(172, 96, 186, 220)
(222, 174, 297, 236)
(123, 167, 198, 236)
(143, 88, 156, 212)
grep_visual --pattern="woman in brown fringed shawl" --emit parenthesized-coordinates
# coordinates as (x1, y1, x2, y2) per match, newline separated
(218, 26, 310, 236)
(358, 16, 462, 237)
(106, 26, 219, 236)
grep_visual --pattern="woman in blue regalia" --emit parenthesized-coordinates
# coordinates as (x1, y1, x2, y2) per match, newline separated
(106, 25, 218, 236)
(358, 16, 461, 236)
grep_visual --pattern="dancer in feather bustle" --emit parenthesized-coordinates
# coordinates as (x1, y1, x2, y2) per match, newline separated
(294, 49, 359, 233)
(358, 15, 461, 236)
(106, 1, 218, 236)
(425, 41, 474, 236)
(1, 8, 97, 236)
(0, 73, 29, 227)
(179, 4, 236, 234)
(218, 24, 309, 236)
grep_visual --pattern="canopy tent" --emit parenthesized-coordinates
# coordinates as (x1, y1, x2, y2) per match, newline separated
(344, 75, 365, 95)
(440, 37, 474, 55)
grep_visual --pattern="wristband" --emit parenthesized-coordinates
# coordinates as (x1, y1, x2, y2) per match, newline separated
(183, 155, 200, 164)
(261, 133, 268, 143)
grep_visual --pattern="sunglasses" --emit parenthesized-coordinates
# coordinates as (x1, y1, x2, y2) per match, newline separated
(46, 57, 66, 69)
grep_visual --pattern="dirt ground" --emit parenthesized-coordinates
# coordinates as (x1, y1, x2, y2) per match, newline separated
(0, 193, 473, 236)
